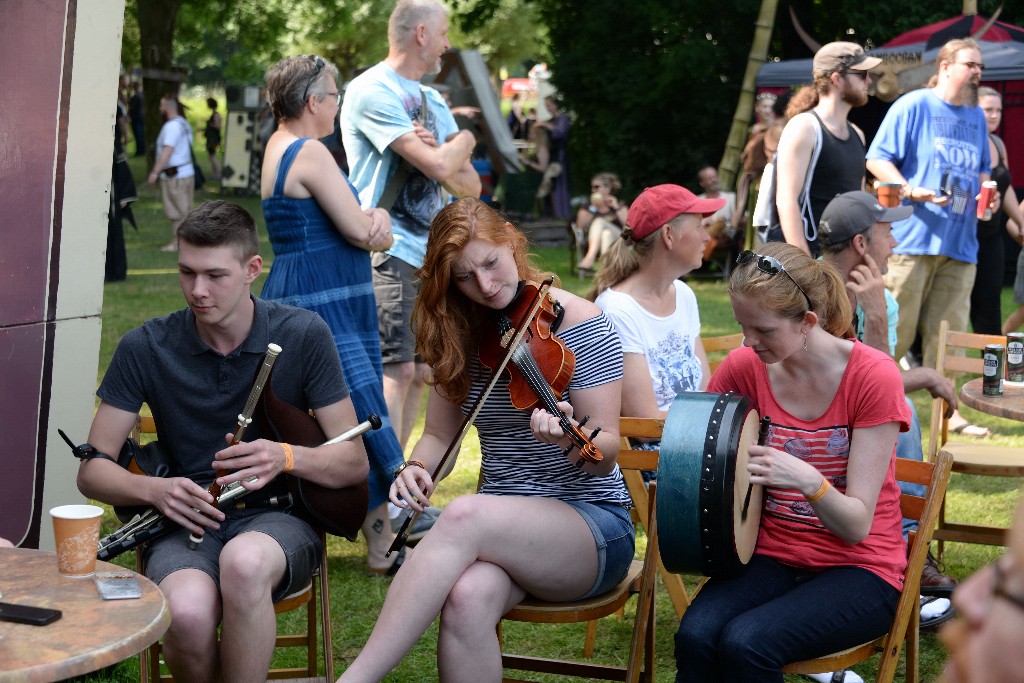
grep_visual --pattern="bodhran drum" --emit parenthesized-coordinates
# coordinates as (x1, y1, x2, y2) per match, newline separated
(656, 391, 762, 576)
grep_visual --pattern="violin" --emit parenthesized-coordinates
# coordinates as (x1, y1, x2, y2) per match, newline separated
(478, 278, 603, 467)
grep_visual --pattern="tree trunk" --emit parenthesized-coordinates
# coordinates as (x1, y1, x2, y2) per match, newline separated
(137, 0, 185, 165)
(717, 0, 780, 190)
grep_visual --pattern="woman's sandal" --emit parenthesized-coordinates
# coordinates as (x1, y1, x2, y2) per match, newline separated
(365, 547, 407, 577)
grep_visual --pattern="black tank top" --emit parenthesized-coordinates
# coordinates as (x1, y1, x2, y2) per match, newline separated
(808, 111, 866, 231)
(980, 133, 1012, 241)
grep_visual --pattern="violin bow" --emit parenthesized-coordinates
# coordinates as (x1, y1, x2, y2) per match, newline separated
(387, 277, 554, 557)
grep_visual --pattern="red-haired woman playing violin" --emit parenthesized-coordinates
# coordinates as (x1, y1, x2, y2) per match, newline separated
(338, 197, 632, 681)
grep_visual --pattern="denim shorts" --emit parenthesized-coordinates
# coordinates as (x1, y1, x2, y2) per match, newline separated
(143, 509, 320, 602)
(564, 501, 636, 599)
(371, 252, 420, 364)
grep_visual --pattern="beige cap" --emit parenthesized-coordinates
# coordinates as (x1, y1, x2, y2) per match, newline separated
(813, 42, 882, 77)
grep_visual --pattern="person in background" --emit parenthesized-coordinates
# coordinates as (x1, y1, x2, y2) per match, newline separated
(675, 242, 909, 681)
(337, 197, 630, 682)
(204, 97, 223, 181)
(576, 172, 630, 273)
(591, 184, 719, 421)
(507, 92, 527, 139)
(696, 165, 740, 259)
(533, 96, 571, 219)
(940, 495, 1024, 683)
(772, 42, 878, 257)
(148, 95, 195, 253)
(818, 191, 960, 630)
(971, 86, 1024, 335)
(129, 81, 146, 157)
(106, 125, 138, 282)
(341, 0, 480, 472)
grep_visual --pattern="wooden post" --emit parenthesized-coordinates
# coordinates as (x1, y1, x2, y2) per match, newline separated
(717, 0, 780, 190)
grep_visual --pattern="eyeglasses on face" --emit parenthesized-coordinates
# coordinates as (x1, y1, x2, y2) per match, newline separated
(736, 250, 813, 310)
(324, 91, 342, 106)
(301, 55, 326, 104)
(844, 69, 870, 80)
(955, 60, 985, 72)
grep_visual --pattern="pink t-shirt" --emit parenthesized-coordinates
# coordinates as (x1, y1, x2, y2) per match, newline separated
(708, 341, 910, 590)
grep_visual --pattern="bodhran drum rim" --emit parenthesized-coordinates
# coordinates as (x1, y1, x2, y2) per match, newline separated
(656, 391, 762, 577)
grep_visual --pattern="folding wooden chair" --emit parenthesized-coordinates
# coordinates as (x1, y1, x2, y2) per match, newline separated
(782, 450, 953, 683)
(497, 453, 659, 682)
(927, 320, 1024, 553)
(133, 415, 335, 682)
(703, 332, 744, 374)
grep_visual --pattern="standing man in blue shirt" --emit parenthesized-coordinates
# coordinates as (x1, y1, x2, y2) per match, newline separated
(866, 38, 995, 373)
(341, 0, 479, 567)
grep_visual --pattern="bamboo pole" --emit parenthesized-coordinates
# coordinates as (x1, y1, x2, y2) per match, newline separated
(718, 0, 780, 190)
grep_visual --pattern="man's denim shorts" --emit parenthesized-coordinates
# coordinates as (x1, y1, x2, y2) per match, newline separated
(142, 509, 320, 602)
(564, 500, 636, 599)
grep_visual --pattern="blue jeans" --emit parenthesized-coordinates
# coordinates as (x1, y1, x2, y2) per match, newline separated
(674, 555, 898, 682)
(896, 396, 925, 536)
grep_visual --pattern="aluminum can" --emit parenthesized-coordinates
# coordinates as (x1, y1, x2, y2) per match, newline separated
(1007, 333, 1024, 382)
(983, 344, 1004, 396)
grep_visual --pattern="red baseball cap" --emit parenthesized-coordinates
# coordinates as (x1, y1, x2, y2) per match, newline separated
(624, 184, 726, 241)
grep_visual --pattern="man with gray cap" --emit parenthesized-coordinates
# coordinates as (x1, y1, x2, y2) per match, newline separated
(772, 42, 880, 257)
(820, 191, 959, 616)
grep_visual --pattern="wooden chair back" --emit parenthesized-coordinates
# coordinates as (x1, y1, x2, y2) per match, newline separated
(782, 450, 953, 683)
(132, 415, 334, 682)
(703, 332, 744, 374)
(497, 417, 663, 682)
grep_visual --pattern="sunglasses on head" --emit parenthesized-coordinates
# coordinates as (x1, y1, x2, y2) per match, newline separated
(301, 55, 326, 104)
(736, 250, 812, 310)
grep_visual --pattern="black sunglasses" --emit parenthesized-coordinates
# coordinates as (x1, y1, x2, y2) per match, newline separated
(736, 250, 812, 310)
(301, 55, 325, 104)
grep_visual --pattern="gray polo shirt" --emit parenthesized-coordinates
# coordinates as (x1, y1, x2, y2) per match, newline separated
(98, 297, 347, 484)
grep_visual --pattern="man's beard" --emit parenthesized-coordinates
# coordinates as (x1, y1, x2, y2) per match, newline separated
(840, 81, 869, 107)
(961, 80, 979, 107)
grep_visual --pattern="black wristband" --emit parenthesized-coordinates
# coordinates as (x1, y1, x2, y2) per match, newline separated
(72, 442, 116, 463)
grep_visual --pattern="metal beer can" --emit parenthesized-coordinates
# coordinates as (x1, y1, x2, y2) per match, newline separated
(1007, 333, 1024, 382)
(983, 344, 1004, 396)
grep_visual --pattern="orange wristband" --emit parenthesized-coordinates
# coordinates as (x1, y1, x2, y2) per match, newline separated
(281, 443, 294, 473)
(806, 477, 830, 503)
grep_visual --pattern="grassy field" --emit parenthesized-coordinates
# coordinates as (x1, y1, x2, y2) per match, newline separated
(70, 150, 1023, 683)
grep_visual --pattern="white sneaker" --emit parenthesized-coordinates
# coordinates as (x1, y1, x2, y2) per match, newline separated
(807, 671, 864, 683)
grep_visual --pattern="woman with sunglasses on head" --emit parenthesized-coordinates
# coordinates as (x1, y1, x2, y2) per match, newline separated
(590, 184, 720, 421)
(338, 197, 632, 681)
(576, 172, 630, 273)
(260, 56, 406, 574)
(675, 242, 910, 682)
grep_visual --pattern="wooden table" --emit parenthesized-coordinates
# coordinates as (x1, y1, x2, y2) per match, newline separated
(0, 548, 169, 682)
(960, 377, 1024, 421)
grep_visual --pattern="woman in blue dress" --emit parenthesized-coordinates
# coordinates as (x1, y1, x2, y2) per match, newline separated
(261, 55, 410, 575)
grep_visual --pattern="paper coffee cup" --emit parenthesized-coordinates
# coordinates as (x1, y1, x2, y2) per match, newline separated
(876, 182, 902, 208)
(50, 504, 103, 577)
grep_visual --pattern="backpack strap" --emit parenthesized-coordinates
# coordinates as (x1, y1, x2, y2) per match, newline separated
(377, 88, 429, 212)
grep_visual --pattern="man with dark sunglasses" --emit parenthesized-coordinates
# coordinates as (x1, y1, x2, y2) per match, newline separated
(771, 42, 879, 258)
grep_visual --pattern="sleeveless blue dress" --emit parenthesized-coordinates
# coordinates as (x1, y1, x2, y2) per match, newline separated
(261, 138, 403, 510)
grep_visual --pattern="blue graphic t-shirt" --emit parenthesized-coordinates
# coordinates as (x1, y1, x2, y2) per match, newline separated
(867, 88, 990, 263)
(341, 62, 460, 268)
(595, 280, 703, 410)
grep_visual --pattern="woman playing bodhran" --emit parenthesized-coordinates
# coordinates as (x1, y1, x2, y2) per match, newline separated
(337, 197, 633, 681)
(675, 242, 910, 682)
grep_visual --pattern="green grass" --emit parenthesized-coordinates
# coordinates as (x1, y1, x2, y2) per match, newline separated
(71, 153, 1023, 682)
